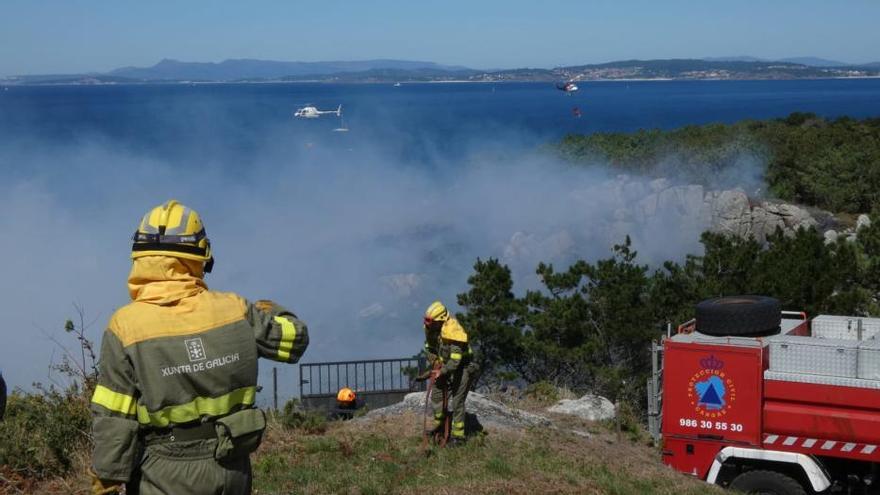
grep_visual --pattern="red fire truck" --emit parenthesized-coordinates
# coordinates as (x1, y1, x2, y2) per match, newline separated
(648, 296, 880, 494)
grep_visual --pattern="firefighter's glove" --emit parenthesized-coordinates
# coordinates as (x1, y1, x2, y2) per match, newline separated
(415, 370, 432, 382)
(90, 468, 124, 495)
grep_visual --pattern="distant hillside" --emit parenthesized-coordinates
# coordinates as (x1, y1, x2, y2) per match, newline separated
(705, 56, 853, 67)
(108, 58, 473, 81)
(778, 56, 849, 67)
(5, 57, 879, 85)
(703, 56, 766, 63)
(472, 58, 879, 82)
(278, 67, 479, 83)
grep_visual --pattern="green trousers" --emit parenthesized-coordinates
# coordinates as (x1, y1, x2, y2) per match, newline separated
(127, 439, 252, 495)
(431, 361, 478, 438)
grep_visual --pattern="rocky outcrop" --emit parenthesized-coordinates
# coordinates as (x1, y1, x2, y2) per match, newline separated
(710, 190, 819, 243)
(601, 176, 831, 244)
(362, 391, 552, 429)
(547, 394, 616, 421)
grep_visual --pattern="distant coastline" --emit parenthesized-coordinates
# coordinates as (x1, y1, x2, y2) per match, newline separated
(6, 76, 880, 88)
(4, 57, 879, 86)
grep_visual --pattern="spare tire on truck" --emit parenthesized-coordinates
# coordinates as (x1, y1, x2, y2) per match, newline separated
(695, 295, 781, 337)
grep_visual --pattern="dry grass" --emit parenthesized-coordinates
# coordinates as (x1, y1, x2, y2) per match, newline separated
(0, 450, 91, 495)
(253, 411, 722, 495)
(5, 409, 721, 495)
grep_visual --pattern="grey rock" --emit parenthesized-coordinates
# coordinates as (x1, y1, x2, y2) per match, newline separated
(362, 391, 552, 429)
(750, 202, 818, 242)
(824, 230, 839, 245)
(750, 206, 786, 243)
(636, 193, 659, 221)
(582, 175, 829, 246)
(657, 185, 704, 217)
(710, 189, 752, 238)
(858, 214, 872, 231)
(547, 394, 616, 421)
(684, 185, 706, 214)
(649, 178, 671, 192)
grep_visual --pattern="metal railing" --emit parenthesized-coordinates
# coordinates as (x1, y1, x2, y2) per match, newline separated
(299, 357, 428, 399)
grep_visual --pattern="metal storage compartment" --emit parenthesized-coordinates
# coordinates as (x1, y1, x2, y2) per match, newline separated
(858, 339, 880, 380)
(768, 336, 859, 378)
(812, 315, 880, 340)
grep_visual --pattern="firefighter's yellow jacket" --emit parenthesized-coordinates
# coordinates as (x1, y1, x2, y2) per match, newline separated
(90, 256, 308, 481)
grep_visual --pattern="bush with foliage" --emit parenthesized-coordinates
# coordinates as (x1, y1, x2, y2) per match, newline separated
(279, 399, 328, 434)
(558, 113, 880, 213)
(0, 384, 91, 479)
(0, 312, 97, 481)
(523, 381, 563, 405)
(458, 224, 878, 407)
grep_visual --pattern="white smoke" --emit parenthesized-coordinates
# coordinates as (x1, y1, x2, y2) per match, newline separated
(0, 120, 755, 401)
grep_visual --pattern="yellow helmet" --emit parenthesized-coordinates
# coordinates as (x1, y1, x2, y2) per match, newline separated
(132, 200, 214, 272)
(336, 387, 356, 404)
(424, 301, 449, 325)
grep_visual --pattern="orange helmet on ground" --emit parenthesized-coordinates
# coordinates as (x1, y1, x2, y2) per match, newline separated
(336, 387, 356, 404)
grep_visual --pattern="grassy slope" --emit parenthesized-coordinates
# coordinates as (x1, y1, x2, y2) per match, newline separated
(253, 411, 721, 495)
(10, 410, 720, 495)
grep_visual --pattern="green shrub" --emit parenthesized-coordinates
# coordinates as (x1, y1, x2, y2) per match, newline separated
(607, 400, 648, 444)
(279, 399, 328, 434)
(0, 384, 91, 478)
(524, 381, 561, 405)
(558, 113, 880, 213)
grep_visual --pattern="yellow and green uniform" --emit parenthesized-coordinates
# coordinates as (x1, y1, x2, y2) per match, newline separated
(90, 256, 309, 494)
(425, 317, 478, 439)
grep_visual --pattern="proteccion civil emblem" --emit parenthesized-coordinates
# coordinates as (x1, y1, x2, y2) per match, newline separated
(688, 355, 736, 418)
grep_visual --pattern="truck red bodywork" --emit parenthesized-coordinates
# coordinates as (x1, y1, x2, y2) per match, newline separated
(660, 317, 880, 487)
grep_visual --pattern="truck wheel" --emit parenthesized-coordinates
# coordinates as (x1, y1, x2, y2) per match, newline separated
(729, 470, 806, 495)
(695, 296, 781, 337)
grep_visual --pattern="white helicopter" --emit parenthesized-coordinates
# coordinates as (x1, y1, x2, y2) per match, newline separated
(555, 81, 579, 94)
(294, 104, 342, 119)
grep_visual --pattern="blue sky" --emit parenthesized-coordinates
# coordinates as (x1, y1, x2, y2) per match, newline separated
(1, 1, 878, 76)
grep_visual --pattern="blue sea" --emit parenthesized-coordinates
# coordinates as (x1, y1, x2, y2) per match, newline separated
(2, 78, 880, 392)
(3, 79, 880, 166)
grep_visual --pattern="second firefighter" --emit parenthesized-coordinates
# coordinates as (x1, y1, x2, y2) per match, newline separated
(422, 301, 478, 445)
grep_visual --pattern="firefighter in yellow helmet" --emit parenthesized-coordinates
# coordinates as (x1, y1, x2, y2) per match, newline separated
(89, 200, 310, 495)
(337, 387, 357, 406)
(423, 301, 479, 445)
(334, 387, 359, 419)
